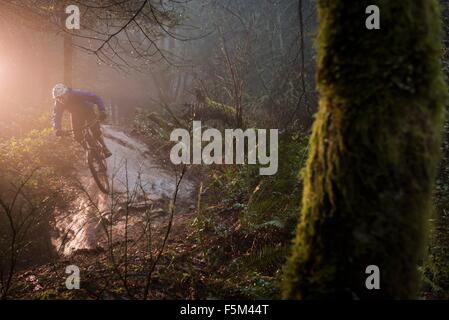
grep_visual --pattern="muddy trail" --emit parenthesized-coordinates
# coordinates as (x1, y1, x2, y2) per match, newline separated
(52, 126, 195, 256)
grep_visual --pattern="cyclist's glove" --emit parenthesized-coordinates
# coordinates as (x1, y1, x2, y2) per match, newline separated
(99, 112, 108, 122)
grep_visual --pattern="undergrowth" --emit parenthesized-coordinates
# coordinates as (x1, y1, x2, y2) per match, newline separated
(187, 132, 309, 299)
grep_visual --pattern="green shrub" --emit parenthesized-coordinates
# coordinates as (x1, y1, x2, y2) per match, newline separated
(244, 133, 309, 233)
(0, 127, 80, 297)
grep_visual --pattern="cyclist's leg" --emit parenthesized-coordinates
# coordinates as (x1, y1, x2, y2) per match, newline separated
(71, 112, 87, 149)
(88, 111, 112, 158)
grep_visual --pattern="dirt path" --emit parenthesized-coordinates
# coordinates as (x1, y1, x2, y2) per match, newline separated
(52, 125, 195, 256)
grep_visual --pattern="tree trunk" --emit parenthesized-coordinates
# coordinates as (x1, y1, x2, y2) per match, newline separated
(59, 1, 73, 87)
(426, 0, 449, 299)
(283, 0, 448, 299)
(64, 33, 73, 87)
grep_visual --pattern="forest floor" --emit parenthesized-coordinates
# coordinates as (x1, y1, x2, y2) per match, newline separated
(8, 125, 277, 299)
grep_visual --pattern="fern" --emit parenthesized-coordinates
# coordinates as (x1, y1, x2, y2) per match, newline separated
(238, 245, 290, 274)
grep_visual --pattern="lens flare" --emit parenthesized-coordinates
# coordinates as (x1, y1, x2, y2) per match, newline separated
(0, 61, 4, 96)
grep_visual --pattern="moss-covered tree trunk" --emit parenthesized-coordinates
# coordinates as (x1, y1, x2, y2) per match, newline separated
(426, 0, 449, 299)
(283, 0, 447, 299)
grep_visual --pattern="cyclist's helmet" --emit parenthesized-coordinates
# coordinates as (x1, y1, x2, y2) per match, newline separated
(52, 83, 68, 99)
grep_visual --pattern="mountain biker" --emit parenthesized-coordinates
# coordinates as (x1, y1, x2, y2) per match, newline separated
(52, 83, 112, 158)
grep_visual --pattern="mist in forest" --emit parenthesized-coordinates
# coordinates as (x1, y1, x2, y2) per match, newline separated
(0, 0, 449, 306)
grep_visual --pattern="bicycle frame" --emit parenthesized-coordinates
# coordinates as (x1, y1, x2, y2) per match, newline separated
(60, 119, 110, 193)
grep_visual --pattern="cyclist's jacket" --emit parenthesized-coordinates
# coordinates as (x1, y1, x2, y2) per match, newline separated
(53, 88, 106, 131)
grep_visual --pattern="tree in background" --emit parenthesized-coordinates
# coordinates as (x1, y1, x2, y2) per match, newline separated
(178, 0, 317, 130)
(283, 0, 448, 299)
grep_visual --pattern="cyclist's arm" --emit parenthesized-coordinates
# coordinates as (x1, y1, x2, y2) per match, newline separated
(53, 101, 63, 131)
(84, 92, 106, 113)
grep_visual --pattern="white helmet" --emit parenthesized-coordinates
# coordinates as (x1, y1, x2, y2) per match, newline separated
(52, 83, 68, 99)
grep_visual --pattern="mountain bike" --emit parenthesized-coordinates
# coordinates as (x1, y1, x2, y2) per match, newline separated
(61, 120, 110, 194)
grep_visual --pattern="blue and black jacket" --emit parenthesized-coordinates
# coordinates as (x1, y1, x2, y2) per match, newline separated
(53, 88, 106, 131)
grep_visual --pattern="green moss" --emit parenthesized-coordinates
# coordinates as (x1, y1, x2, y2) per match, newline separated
(426, 115, 449, 299)
(423, 0, 449, 299)
(283, 0, 448, 299)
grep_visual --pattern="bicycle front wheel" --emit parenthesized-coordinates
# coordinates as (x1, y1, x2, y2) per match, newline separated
(88, 150, 110, 194)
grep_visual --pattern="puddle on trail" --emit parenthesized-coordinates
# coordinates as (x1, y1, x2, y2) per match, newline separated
(52, 126, 194, 256)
